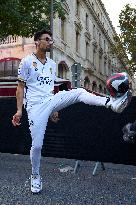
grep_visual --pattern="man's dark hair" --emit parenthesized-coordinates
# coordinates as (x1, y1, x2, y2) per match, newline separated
(34, 29, 52, 41)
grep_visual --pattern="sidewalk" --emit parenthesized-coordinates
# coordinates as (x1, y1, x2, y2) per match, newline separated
(0, 153, 136, 205)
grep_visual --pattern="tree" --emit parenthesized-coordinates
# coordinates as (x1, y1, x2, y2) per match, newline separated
(0, 0, 65, 40)
(113, 4, 136, 75)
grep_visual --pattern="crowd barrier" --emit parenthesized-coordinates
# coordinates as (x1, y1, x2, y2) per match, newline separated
(0, 97, 136, 165)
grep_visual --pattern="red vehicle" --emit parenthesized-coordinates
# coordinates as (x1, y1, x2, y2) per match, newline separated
(0, 58, 71, 97)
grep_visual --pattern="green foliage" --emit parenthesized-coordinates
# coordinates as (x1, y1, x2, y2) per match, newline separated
(0, 0, 66, 39)
(114, 4, 136, 75)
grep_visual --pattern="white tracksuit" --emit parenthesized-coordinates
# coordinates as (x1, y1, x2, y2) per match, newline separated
(18, 53, 108, 175)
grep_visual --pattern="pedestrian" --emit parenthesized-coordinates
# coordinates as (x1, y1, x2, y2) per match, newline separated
(12, 29, 131, 193)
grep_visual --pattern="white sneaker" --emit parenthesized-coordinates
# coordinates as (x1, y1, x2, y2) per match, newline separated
(105, 90, 132, 113)
(31, 175, 42, 194)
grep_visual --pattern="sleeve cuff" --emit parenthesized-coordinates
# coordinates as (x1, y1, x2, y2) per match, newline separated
(18, 77, 26, 83)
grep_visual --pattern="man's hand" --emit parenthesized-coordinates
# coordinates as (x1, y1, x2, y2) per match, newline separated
(50, 112, 59, 123)
(12, 110, 22, 126)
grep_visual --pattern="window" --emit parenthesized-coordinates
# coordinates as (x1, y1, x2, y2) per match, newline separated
(76, 32, 80, 52)
(99, 55, 102, 73)
(58, 63, 68, 79)
(92, 81, 97, 92)
(86, 42, 89, 60)
(0, 59, 20, 78)
(93, 25, 96, 39)
(104, 40, 106, 51)
(108, 60, 111, 75)
(76, 0, 80, 17)
(99, 84, 103, 93)
(104, 60, 107, 76)
(58, 65, 64, 79)
(86, 13, 89, 30)
(61, 18, 65, 41)
(84, 76, 90, 90)
(99, 33, 101, 46)
(104, 87, 106, 94)
(93, 47, 96, 67)
(101, 12, 103, 21)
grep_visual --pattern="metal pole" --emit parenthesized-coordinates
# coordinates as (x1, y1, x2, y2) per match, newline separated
(50, 0, 53, 59)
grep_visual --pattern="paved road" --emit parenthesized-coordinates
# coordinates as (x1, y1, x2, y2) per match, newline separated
(0, 153, 136, 205)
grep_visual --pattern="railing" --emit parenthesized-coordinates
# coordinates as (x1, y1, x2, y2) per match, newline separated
(0, 36, 20, 46)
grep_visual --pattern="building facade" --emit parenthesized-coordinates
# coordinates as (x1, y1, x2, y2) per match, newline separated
(53, 0, 135, 93)
(0, 0, 135, 94)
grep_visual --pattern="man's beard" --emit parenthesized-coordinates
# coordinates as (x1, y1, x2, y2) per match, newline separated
(41, 47, 51, 53)
(45, 47, 51, 52)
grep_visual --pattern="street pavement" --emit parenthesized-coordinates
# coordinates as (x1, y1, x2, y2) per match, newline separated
(0, 153, 136, 205)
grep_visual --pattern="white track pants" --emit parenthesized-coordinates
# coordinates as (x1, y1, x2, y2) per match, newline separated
(26, 88, 108, 175)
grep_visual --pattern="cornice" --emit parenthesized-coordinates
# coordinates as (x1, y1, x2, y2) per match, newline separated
(98, 0, 117, 35)
(62, 1, 70, 15)
(83, 0, 114, 44)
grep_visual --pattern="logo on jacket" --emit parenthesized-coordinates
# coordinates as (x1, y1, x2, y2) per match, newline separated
(33, 62, 38, 71)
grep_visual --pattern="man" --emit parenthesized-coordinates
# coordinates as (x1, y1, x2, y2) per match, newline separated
(12, 29, 131, 194)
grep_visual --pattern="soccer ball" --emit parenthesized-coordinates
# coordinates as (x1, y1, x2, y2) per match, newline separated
(106, 72, 129, 97)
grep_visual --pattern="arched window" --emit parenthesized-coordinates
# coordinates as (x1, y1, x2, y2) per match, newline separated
(92, 81, 97, 92)
(99, 84, 103, 93)
(58, 61, 69, 79)
(84, 76, 90, 90)
(76, 0, 80, 17)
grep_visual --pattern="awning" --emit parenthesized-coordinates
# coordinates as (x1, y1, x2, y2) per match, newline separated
(0, 57, 21, 63)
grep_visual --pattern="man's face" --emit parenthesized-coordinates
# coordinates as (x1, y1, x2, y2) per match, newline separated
(37, 33, 53, 52)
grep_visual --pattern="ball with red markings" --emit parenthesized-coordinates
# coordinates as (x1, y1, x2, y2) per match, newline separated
(106, 72, 129, 97)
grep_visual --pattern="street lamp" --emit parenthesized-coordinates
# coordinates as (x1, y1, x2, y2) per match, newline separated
(50, 0, 53, 59)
